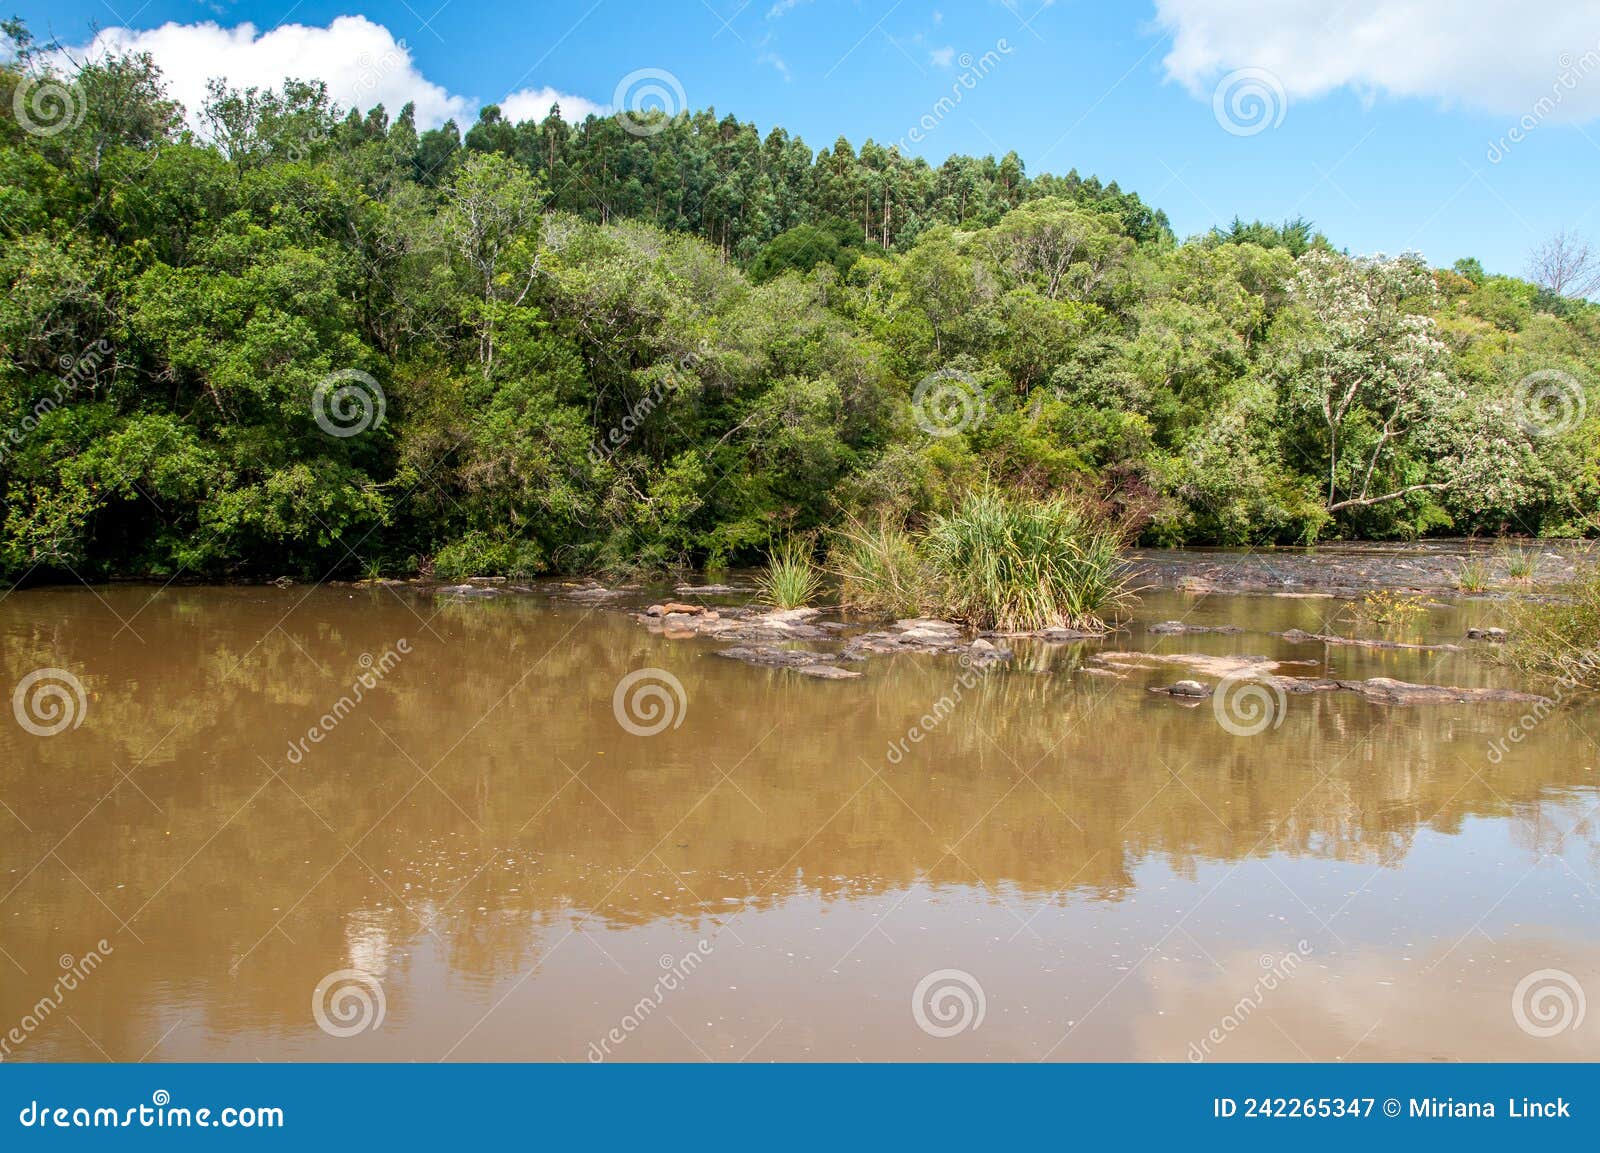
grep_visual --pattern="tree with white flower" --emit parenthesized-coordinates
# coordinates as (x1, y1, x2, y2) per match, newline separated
(1280, 250, 1535, 521)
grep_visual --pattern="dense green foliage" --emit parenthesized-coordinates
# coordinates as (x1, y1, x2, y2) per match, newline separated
(3, 33, 1598, 584)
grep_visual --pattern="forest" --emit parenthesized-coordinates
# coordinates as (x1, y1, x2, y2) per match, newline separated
(2, 28, 1597, 583)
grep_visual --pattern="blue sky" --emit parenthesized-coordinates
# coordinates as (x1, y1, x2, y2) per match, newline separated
(17, 0, 1600, 277)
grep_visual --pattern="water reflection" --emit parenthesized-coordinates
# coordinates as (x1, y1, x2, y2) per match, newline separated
(1, 583, 1596, 1061)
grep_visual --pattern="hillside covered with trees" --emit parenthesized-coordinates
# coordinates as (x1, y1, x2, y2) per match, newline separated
(2, 29, 1597, 582)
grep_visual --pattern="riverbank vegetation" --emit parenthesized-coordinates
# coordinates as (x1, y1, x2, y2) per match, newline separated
(1503, 565, 1600, 687)
(3, 27, 1598, 585)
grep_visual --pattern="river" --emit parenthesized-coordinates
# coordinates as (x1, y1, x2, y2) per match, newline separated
(1, 555, 1596, 1061)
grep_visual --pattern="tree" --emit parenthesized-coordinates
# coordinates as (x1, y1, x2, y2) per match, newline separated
(440, 151, 546, 372)
(1528, 228, 1600, 301)
(1281, 251, 1530, 520)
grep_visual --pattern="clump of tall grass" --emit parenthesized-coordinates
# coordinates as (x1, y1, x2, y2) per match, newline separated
(1501, 565, 1600, 688)
(1504, 546, 1538, 583)
(922, 489, 1134, 632)
(829, 515, 931, 618)
(1455, 558, 1492, 593)
(757, 536, 825, 609)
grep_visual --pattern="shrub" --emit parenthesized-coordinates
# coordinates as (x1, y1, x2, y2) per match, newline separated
(432, 531, 546, 580)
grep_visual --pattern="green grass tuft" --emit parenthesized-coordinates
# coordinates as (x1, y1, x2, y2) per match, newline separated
(921, 489, 1133, 633)
(828, 515, 931, 618)
(758, 537, 825, 609)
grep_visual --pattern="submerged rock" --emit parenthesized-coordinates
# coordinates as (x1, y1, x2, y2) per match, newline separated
(713, 644, 860, 679)
(436, 583, 499, 599)
(796, 664, 863, 680)
(1466, 627, 1509, 642)
(1034, 626, 1111, 642)
(1147, 621, 1243, 635)
(1095, 651, 1313, 678)
(1276, 629, 1461, 652)
(1334, 677, 1545, 705)
(841, 618, 972, 661)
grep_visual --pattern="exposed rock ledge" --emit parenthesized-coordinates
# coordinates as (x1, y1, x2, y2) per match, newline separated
(1111, 653, 1549, 706)
(636, 608, 1014, 677)
(1275, 628, 1462, 653)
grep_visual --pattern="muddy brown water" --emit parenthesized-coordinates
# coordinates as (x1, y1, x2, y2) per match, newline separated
(1, 569, 1596, 1062)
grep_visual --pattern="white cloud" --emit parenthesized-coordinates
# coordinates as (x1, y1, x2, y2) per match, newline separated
(498, 86, 605, 124)
(63, 16, 599, 132)
(1154, 0, 1600, 121)
(930, 46, 955, 68)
